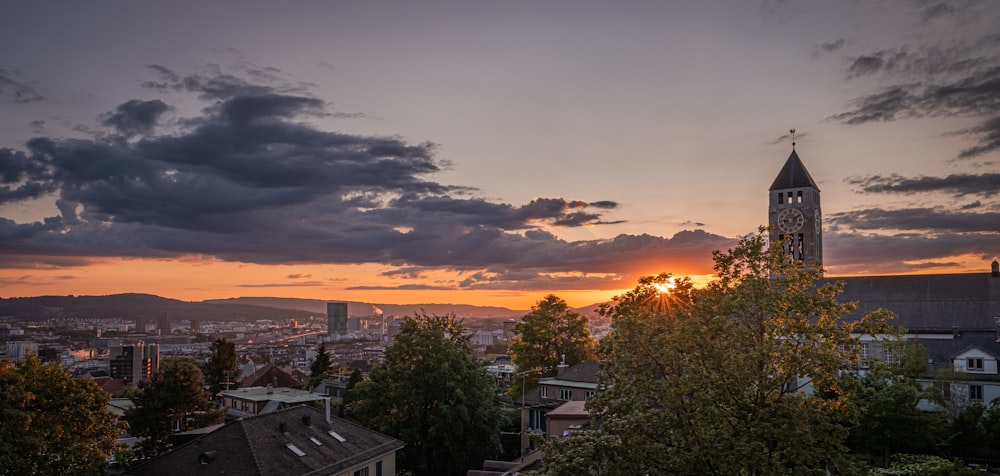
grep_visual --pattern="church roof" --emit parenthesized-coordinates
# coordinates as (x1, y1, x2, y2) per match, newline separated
(769, 149, 819, 191)
(825, 272, 1000, 332)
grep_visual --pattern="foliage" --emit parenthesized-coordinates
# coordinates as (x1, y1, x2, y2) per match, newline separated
(869, 454, 980, 476)
(308, 343, 332, 390)
(125, 358, 224, 459)
(845, 331, 948, 464)
(202, 338, 239, 396)
(342, 368, 363, 406)
(509, 294, 595, 396)
(0, 355, 122, 475)
(349, 313, 506, 476)
(948, 401, 1000, 460)
(542, 229, 892, 476)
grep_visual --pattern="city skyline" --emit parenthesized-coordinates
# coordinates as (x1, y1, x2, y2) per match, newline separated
(1, 1, 998, 308)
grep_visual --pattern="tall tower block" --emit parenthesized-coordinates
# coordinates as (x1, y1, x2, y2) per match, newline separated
(769, 148, 822, 268)
(327, 302, 348, 336)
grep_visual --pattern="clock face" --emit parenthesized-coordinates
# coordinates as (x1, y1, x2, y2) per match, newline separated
(777, 208, 805, 233)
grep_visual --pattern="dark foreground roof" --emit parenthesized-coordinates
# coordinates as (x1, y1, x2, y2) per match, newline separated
(127, 405, 403, 476)
(825, 273, 1000, 332)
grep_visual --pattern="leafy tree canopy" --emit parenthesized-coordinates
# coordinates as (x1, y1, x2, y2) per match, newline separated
(308, 342, 332, 390)
(125, 358, 224, 459)
(349, 313, 506, 476)
(202, 338, 238, 396)
(0, 355, 122, 475)
(543, 229, 893, 476)
(509, 294, 595, 396)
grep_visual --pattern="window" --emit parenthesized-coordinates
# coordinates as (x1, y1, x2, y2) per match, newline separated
(286, 443, 306, 457)
(796, 191, 803, 203)
(353, 468, 369, 476)
(376, 461, 383, 476)
(529, 409, 547, 431)
(328, 430, 347, 443)
(970, 384, 984, 402)
(777, 192, 783, 203)
(860, 343, 870, 367)
(585, 391, 595, 399)
(540, 386, 548, 398)
(309, 437, 322, 446)
(967, 358, 985, 371)
(559, 389, 572, 401)
(934, 381, 951, 399)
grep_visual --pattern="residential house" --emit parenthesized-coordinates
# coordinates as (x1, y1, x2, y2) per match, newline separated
(126, 405, 403, 476)
(221, 385, 328, 419)
(514, 361, 599, 454)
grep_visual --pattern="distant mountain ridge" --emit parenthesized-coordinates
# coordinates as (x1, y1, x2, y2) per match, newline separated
(0, 293, 607, 323)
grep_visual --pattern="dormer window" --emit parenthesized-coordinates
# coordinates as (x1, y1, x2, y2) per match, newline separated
(967, 357, 984, 371)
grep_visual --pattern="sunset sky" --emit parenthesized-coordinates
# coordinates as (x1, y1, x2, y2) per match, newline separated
(1, 1, 998, 310)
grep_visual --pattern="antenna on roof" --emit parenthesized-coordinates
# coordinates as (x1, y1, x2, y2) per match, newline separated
(789, 129, 796, 150)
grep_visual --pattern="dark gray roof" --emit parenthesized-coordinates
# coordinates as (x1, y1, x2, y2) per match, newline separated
(127, 405, 403, 476)
(555, 361, 600, 383)
(916, 332, 1000, 381)
(769, 150, 819, 191)
(826, 273, 1000, 332)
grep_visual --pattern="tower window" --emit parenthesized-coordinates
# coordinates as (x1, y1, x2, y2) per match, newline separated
(777, 192, 783, 204)
(797, 191, 802, 203)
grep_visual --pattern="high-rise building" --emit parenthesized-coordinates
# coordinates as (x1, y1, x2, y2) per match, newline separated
(327, 302, 348, 336)
(109, 342, 160, 385)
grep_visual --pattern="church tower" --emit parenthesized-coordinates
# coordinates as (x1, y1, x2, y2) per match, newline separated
(769, 145, 822, 267)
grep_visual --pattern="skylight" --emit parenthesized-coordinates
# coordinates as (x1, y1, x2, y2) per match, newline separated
(309, 437, 323, 446)
(328, 430, 347, 443)
(286, 443, 306, 457)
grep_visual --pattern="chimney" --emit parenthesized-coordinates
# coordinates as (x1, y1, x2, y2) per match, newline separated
(556, 354, 569, 376)
(278, 422, 286, 433)
(325, 398, 332, 423)
(992, 260, 999, 277)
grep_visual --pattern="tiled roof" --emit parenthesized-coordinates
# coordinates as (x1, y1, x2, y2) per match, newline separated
(828, 273, 1000, 332)
(241, 362, 304, 388)
(769, 150, 818, 191)
(127, 405, 403, 476)
(551, 361, 600, 383)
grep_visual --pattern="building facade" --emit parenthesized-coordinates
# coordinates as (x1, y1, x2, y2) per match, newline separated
(109, 342, 159, 385)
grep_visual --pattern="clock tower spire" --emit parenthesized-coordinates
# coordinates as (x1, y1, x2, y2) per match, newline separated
(769, 139, 822, 267)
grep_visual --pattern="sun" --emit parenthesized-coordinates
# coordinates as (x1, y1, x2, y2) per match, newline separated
(652, 278, 676, 294)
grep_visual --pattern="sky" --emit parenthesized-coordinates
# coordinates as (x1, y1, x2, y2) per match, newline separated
(1, 0, 998, 310)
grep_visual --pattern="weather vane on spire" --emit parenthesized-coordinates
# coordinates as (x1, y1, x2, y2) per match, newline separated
(790, 128, 796, 150)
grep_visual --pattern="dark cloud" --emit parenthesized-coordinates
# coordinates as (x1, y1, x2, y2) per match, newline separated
(236, 281, 326, 288)
(29, 120, 45, 133)
(101, 99, 172, 136)
(833, 27, 1000, 160)
(286, 273, 312, 279)
(815, 39, 846, 55)
(0, 65, 641, 290)
(846, 173, 1000, 197)
(827, 207, 1000, 233)
(824, 230, 999, 275)
(919, 2, 955, 22)
(0, 68, 43, 103)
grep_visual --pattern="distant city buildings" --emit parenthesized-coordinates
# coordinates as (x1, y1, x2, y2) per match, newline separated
(109, 342, 160, 385)
(327, 302, 348, 337)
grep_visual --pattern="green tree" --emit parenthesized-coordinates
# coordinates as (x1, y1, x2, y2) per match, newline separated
(126, 358, 224, 459)
(343, 368, 363, 406)
(845, 331, 947, 464)
(202, 338, 238, 396)
(0, 355, 122, 475)
(349, 313, 506, 476)
(308, 342, 332, 390)
(509, 294, 595, 396)
(543, 229, 891, 476)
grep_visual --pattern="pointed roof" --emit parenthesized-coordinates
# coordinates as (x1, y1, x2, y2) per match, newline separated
(769, 149, 819, 191)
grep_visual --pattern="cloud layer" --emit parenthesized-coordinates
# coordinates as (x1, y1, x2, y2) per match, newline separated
(0, 64, 731, 291)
